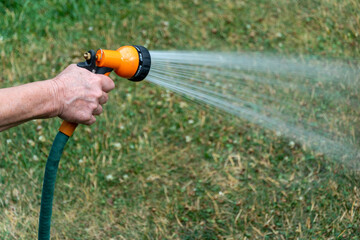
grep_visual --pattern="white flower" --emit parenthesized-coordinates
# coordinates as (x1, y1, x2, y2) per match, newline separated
(6, 139, 12, 144)
(188, 119, 194, 124)
(106, 174, 114, 181)
(33, 155, 39, 161)
(28, 140, 35, 147)
(36, 125, 42, 131)
(289, 141, 295, 148)
(78, 159, 84, 164)
(88, 26, 93, 31)
(219, 191, 224, 196)
(39, 135, 46, 142)
(123, 174, 129, 180)
(185, 136, 192, 143)
(112, 142, 122, 150)
(162, 21, 169, 27)
(179, 102, 188, 108)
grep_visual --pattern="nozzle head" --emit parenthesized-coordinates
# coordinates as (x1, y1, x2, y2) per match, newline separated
(129, 45, 151, 82)
(95, 45, 151, 81)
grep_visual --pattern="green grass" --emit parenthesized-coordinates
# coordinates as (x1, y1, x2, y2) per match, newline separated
(1, 0, 360, 239)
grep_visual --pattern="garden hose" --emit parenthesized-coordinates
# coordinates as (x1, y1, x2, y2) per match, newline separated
(38, 46, 151, 240)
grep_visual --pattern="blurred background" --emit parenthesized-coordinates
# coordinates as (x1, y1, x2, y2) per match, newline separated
(0, 0, 359, 239)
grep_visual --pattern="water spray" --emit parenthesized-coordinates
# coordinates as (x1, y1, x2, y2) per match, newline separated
(38, 45, 151, 240)
(146, 51, 360, 166)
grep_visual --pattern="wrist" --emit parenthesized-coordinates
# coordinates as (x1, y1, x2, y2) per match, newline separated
(48, 78, 64, 118)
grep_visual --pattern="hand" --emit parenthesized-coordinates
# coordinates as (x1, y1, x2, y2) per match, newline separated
(51, 64, 115, 125)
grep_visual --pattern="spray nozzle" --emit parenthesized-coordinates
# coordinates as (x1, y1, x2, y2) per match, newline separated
(77, 45, 151, 81)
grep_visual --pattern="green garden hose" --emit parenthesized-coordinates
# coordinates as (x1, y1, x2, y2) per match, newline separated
(38, 132, 69, 240)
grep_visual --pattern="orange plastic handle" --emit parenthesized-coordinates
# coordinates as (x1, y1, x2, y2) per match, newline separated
(59, 120, 78, 137)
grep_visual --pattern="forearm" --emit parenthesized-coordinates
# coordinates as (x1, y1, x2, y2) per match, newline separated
(0, 64, 114, 131)
(0, 80, 58, 131)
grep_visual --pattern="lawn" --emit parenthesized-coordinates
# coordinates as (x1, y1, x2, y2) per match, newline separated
(0, 0, 359, 239)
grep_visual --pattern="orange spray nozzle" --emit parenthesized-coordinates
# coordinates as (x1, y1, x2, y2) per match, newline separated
(95, 45, 151, 81)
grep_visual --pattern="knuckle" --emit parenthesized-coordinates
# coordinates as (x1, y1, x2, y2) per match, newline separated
(96, 76, 104, 83)
(67, 64, 76, 70)
(89, 103, 98, 111)
(78, 111, 91, 122)
(94, 89, 103, 98)
(87, 113, 94, 121)
(87, 117, 96, 125)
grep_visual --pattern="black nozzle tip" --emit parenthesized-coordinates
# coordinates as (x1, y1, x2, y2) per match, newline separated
(129, 45, 151, 82)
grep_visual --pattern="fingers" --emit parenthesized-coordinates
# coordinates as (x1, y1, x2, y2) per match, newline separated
(99, 75, 115, 93)
(84, 103, 102, 125)
(99, 92, 108, 105)
(87, 92, 107, 122)
(92, 105, 103, 116)
(84, 115, 96, 125)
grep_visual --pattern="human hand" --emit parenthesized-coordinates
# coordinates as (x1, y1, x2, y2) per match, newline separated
(51, 64, 115, 125)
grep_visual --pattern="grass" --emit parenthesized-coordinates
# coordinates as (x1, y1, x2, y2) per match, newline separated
(0, 0, 360, 239)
